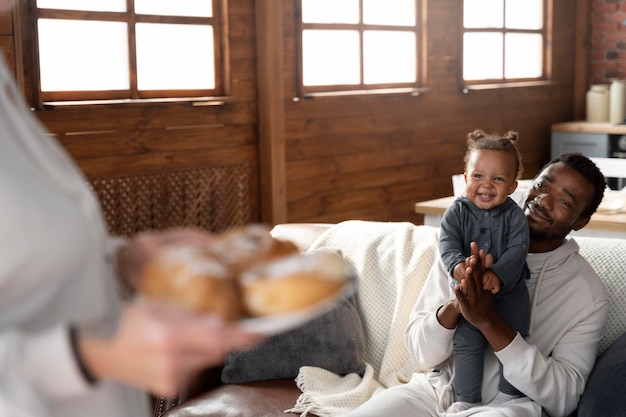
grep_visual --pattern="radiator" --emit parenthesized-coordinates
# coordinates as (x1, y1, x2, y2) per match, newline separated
(89, 164, 252, 237)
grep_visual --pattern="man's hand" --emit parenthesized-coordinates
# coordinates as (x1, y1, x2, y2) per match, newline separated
(454, 242, 494, 327)
(454, 242, 516, 352)
(454, 243, 493, 296)
(436, 298, 462, 330)
(79, 299, 264, 396)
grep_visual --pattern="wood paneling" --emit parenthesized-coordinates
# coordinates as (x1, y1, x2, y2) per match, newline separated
(22, 0, 259, 232)
(0, 9, 14, 76)
(0, 11, 12, 34)
(255, 0, 288, 224)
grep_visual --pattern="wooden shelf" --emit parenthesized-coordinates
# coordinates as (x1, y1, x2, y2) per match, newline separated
(552, 121, 626, 135)
(415, 195, 626, 234)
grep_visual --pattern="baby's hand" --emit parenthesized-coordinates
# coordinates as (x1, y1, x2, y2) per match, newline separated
(453, 262, 466, 283)
(483, 270, 501, 294)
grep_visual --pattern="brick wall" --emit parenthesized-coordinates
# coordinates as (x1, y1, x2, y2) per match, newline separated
(591, 0, 626, 83)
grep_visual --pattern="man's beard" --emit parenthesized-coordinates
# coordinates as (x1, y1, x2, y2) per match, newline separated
(529, 225, 568, 244)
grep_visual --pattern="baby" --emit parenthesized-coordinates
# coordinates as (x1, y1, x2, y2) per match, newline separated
(439, 129, 531, 412)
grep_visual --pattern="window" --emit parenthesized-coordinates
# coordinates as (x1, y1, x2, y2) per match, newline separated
(296, 0, 425, 96)
(462, 0, 547, 85)
(30, 0, 227, 104)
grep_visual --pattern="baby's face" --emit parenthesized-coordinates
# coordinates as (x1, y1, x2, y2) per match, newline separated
(464, 149, 518, 210)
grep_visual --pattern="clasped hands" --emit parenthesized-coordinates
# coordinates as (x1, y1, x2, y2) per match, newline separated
(453, 241, 498, 329)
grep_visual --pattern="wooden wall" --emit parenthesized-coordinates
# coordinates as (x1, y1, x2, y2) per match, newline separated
(1, 0, 589, 229)
(0, 7, 15, 74)
(1, 1, 261, 234)
(280, 0, 583, 224)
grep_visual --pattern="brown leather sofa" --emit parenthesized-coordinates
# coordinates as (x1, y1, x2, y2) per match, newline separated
(162, 368, 301, 417)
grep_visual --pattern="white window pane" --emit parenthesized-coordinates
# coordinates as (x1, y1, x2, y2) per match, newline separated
(463, 0, 503, 28)
(302, 30, 360, 86)
(135, 0, 212, 18)
(363, 31, 415, 84)
(38, 19, 129, 91)
(463, 32, 503, 80)
(363, 0, 415, 26)
(505, 0, 542, 29)
(505, 33, 542, 78)
(136, 23, 215, 90)
(37, 0, 126, 12)
(301, 0, 359, 24)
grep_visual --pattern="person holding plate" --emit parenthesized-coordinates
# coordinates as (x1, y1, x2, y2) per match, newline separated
(0, 1, 263, 416)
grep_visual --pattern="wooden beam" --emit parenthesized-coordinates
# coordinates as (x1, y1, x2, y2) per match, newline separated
(255, 1, 287, 225)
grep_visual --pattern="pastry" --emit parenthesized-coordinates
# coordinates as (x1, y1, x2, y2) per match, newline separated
(140, 245, 242, 321)
(206, 224, 298, 274)
(239, 250, 350, 317)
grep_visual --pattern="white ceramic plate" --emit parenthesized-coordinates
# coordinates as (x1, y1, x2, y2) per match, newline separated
(239, 276, 357, 336)
(597, 197, 624, 214)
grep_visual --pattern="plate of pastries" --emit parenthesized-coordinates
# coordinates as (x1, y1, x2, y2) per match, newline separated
(139, 224, 356, 335)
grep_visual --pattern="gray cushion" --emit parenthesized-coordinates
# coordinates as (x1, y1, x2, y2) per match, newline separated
(576, 236, 626, 354)
(221, 294, 366, 383)
(577, 331, 626, 416)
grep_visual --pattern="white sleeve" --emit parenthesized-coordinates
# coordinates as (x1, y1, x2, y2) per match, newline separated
(496, 295, 609, 417)
(405, 257, 456, 370)
(105, 235, 126, 262)
(1, 325, 93, 413)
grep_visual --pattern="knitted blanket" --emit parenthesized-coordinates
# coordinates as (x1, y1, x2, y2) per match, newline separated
(286, 220, 439, 417)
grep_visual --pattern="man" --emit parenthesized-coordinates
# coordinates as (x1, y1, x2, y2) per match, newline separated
(346, 153, 608, 417)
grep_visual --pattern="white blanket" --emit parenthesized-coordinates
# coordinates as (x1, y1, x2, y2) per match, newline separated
(287, 220, 440, 417)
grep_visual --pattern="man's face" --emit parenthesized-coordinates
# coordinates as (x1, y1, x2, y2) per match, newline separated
(523, 162, 595, 251)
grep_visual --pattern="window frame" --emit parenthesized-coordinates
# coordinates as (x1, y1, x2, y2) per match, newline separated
(460, 0, 551, 90)
(22, 0, 229, 107)
(294, 0, 427, 98)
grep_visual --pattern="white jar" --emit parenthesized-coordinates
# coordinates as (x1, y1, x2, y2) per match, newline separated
(610, 80, 626, 123)
(587, 84, 610, 122)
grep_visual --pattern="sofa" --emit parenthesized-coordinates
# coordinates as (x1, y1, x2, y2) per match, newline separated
(163, 221, 626, 417)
